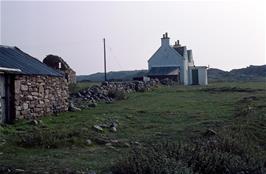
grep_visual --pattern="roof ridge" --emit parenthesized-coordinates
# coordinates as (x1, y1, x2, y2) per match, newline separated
(0, 45, 16, 49)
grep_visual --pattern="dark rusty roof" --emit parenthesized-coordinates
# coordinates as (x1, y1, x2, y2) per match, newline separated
(148, 66, 179, 76)
(43, 54, 71, 71)
(0, 46, 63, 76)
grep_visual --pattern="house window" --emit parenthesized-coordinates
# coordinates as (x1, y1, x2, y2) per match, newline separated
(58, 62, 62, 69)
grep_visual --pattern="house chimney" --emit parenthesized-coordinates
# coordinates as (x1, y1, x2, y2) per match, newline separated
(161, 32, 170, 46)
(187, 50, 193, 62)
(173, 40, 181, 48)
(175, 40, 181, 46)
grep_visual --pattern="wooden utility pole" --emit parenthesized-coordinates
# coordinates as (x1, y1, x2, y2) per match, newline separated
(103, 38, 107, 81)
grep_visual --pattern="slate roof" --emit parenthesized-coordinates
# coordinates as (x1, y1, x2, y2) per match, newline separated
(0, 46, 63, 77)
(173, 46, 186, 56)
(148, 66, 179, 76)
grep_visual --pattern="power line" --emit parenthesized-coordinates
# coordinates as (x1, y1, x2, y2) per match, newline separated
(108, 46, 123, 70)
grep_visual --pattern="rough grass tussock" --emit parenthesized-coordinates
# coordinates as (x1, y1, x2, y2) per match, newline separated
(112, 136, 265, 174)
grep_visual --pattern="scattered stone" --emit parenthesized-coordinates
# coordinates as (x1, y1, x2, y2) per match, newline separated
(86, 139, 92, 145)
(93, 125, 103, 132)
(110, 126, 117, 132)
(87, 171, 97, 174)
(123, 142, 131, 147)
(0, 141, 6, 146)
(110, 139, 119, 143)
(203, 128, 217, 137)
(106, 144, 119, 151)
(134, 141, 141, 146)
(29, 119, 39, 125)
(105, 143, 112, 146)
(69, 101, 81, 112)
(94, 137, 109, 145)
(110, 121, 118, 128)
(15, 169, 25, 173)
(99, 123, 109, 128)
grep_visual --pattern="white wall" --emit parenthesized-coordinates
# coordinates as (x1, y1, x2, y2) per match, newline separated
(183, 58, 188, 85)
(198, 68, 208, 85)
(148, 46, 184, 69)
(188, 67, 192, 85)
(188, 67, 208, 85)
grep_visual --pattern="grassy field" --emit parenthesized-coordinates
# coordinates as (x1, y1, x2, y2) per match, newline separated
(0, 82, 265, 173)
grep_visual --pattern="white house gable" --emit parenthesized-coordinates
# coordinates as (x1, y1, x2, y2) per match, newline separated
(147, 33, 208, 85)
(148, 46, 184, 70)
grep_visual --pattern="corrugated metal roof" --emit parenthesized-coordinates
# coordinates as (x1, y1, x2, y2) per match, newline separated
(0, 46, 63, 76)
(148, 66, 179, 76)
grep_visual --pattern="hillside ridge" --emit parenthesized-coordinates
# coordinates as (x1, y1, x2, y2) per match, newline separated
(77, 65, 266, 82)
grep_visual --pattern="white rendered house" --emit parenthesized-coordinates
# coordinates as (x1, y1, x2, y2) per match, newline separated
(147, 33, 208, 85)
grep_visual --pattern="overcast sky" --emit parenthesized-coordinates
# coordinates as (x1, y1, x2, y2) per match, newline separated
(1, 0, 265, 75)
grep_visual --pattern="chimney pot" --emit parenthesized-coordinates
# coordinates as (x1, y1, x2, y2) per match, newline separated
(161, 33, 170, 46)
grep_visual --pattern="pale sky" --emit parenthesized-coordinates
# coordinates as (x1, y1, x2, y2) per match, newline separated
(1, 0, 265, 75)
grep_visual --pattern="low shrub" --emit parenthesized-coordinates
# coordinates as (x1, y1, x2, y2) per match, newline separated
(15, 128, 83, 148)
(111, 136, 265, 174)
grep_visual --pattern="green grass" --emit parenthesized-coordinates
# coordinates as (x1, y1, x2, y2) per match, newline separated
(0, 82, 265, 173)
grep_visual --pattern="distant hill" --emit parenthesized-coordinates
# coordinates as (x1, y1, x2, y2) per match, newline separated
(77, 65, 266, 82)
(77, 70, 148, 82)
(208, 65, 266, 82)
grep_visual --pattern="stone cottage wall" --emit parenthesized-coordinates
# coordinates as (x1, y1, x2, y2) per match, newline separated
(14, 75, 69, 119)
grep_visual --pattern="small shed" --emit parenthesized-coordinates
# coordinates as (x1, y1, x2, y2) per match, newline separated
(0, 46, 69, 123)
(188, 66, 208, 85)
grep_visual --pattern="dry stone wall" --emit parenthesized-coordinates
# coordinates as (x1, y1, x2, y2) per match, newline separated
(71, 80, 160, 109)
(14, 75, 69, 119)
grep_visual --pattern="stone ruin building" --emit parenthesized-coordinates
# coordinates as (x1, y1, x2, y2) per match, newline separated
(43, 55, 76, 84)
(0, 46, 70, 123)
